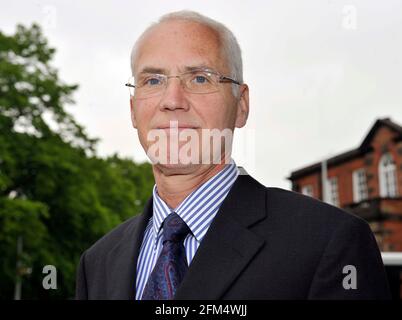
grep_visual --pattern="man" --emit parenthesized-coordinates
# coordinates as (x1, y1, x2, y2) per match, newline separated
(75, 10, 390, 300)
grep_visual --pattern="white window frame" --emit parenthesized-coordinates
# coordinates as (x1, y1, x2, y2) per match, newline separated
(301, 185, 314, 197)
(353, 168, 368, 203)
(327, 177, 339, 206)
(378, 153, 398, 197)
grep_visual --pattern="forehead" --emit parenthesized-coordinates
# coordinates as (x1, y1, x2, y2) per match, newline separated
(134, 20, 226, 74)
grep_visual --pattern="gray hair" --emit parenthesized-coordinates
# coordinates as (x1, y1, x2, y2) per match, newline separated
(130, 10, 243, 97)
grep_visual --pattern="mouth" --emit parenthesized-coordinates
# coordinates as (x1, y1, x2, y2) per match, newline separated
(156, 125, 200, 130)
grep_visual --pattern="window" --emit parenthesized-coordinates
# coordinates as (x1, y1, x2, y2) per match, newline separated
(301, 185, 314, 197)
(327, 177, 339, 206)
(379, 153, 398, 197)
(353, 168, 368, 202)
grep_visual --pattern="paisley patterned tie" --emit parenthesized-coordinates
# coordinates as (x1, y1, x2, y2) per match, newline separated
(141, 212, 190, 300)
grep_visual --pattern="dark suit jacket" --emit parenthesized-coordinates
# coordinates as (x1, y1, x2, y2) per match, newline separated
(75, 174, 391, 299)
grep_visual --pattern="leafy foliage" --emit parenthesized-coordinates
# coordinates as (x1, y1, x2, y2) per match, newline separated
(0, 24, 154, 299)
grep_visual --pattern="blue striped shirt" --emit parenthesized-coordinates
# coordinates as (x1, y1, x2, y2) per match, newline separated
(135, 159, 239, 300)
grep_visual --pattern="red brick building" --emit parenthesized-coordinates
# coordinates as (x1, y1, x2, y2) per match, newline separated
(289, 118, 402, 252)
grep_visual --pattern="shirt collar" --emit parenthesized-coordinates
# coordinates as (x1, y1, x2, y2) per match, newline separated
(151, 159, 239, 245)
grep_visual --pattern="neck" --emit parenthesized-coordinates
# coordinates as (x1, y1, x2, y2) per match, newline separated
(153, 162, 228, 209)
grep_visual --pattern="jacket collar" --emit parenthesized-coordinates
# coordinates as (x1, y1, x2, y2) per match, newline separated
(174, 174, 267, 299)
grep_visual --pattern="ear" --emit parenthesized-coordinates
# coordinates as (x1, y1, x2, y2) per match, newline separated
(235, 84, 249, 128)
(130, 97, 137, 128)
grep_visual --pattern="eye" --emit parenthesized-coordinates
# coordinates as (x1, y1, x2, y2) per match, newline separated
(145, 77, 162, 86)
(138, 74, 164, 87)
(195, 75, 207, 83)
(191, 72, 212, 85)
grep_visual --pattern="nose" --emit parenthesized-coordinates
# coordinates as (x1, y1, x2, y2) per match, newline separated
(158, 77, 190, 112)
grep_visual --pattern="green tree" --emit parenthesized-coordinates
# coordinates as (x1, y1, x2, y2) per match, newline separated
(0, 24, 154, 299)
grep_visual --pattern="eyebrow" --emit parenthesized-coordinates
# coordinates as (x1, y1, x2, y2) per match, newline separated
(183, 64, 214, 72)
(138, 67, 167, 75)
(138, 64, 215, 75)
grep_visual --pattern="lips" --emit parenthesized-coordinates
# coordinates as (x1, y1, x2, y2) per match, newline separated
(156, 125, 199, 129)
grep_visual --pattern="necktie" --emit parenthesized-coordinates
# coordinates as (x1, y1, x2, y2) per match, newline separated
(141, 212, 190, 300)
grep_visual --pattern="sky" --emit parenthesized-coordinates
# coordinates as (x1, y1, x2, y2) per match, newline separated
(1, 0, 401, 189)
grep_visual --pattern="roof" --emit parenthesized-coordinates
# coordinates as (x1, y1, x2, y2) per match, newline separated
(288, 117, 402, 181)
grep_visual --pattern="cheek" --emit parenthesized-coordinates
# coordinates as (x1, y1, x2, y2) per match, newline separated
(195, 94, 236, 129)
(133, 100, 153, 123)
(133, 102, 154, 141)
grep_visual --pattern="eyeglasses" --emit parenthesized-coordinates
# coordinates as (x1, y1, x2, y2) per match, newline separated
(125, 68, 241, 99)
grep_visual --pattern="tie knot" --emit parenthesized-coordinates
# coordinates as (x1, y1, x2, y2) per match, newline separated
(162, 212, 190, 243)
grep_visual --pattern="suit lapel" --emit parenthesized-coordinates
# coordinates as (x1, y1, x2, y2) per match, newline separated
(105, 198, 153, 299)
(174, 175, 267, 300)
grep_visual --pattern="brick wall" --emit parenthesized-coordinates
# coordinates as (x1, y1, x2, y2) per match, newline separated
(294, 125, 402, 206)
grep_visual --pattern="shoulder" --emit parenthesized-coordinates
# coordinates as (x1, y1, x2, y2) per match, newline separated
(263, 185, 371, 237)
(255, 182, 378, 267)
(235, 173, 368, 231)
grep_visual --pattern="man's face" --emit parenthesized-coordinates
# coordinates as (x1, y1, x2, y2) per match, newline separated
(130, 20, 249, 173)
